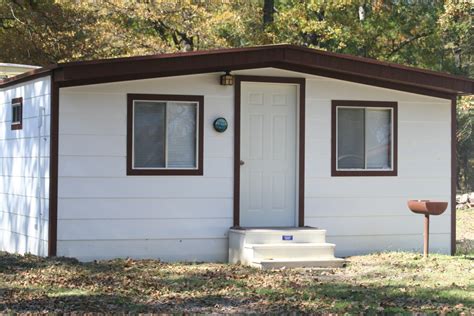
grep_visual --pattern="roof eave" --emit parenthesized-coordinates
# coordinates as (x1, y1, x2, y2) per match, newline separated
(1, 45, 472, 98)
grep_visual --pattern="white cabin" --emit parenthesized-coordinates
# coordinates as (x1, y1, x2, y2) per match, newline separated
(0, 45, 472, 265)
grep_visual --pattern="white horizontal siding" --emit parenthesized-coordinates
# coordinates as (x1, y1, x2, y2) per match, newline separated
(0, 212, 48, 241)
(0, 95, 51, 122)
(58, 197, 232, 220)
(58, 156, 233, 178)
(330, 233, 451, 257)
(0, 137, 50, 159)
(58, 177, 232, 199)
(0, 157, 50, 178)
(305, 177, 450, 197)
(0, 193, 48, 218)
(0, 115, 50, 140)
(58, 238, 228, 262)
(0, 176, 49, 198)
(59, 134, 125, 157)
(57, 68, 452, 261)
(0, 76, 51, 256)
(303, 76, 446, 103)
(58, 218, 232, 240)
(305, 196, 450, 217)
(306, 213, 450, 236)
(0, 229, 48, 255)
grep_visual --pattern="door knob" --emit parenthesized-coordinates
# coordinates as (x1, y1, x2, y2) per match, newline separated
(240, 160, 245, 166)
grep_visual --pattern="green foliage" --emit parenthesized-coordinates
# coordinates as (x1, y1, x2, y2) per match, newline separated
(1, 0, 471, 74)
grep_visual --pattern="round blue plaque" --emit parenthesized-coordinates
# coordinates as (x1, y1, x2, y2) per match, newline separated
(213, 117, 228, 133)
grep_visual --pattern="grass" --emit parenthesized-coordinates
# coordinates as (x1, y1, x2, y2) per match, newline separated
(0, 210, 472, 314)
(457, 208, 474, 255)
(0, 251, 473, 314)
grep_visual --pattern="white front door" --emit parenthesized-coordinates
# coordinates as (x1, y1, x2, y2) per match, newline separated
(240, 82, 297, 227)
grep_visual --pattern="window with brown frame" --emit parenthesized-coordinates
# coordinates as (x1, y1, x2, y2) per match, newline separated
(331, 100, 398, 177)
(127, 94, 204, 176)
(11, 97, 23, 130)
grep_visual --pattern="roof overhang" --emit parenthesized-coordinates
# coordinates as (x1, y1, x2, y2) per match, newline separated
(1, 45, 472, 99)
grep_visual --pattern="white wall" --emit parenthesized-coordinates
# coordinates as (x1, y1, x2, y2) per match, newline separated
(0, 76, 51, 256)
(300, 75, 451, 256)
(57, 68, 452, 261)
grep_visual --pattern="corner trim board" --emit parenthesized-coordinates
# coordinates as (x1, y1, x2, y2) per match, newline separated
(48, 80, 59, 256)
(451, 96, 457, 255)
(233, 75, 306, 227)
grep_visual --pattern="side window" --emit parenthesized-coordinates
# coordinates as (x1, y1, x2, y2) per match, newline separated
(332, 100, 397, 176)
(11, 97, 23, 130)
(127, 94, 204, 176)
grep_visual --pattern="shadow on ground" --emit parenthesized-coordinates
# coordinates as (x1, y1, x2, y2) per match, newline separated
(1, 252, 472, 313)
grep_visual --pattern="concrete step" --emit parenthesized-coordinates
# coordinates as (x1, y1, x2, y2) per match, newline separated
(246, 242, 336, 260)
(228, 226, 344, 269)
(253, 258, 346, 269)
(229, 227, 327, 244)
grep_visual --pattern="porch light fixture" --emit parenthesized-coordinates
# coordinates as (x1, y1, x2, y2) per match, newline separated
(220, 71, 234, 86)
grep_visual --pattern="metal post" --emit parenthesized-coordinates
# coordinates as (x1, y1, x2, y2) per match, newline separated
(424, 214, 430, 257)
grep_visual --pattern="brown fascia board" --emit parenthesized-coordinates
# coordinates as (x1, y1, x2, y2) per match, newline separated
(284, 47, 473, 95)
(0, 66, 55, 89)
(53, 45, 474, 96)
(2, 45, 473, 96)
(53, 46, 287, 87)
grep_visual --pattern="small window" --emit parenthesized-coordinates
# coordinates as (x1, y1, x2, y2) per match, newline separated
(11, 97, 23, 130)
(332, 100, 397, 176)
(127, 94, 204, 175)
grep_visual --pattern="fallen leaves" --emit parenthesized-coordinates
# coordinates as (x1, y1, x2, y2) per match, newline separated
(0, 251, 473, 314)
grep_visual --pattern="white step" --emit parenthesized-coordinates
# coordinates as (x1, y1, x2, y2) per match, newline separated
(229, 227, 326, 244)
(246, 243, 336, 260)
(228, 226, 345, 269)
(253, 258, 346, 269)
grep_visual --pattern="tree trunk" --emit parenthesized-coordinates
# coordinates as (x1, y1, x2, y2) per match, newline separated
(263, 0, 274, 26)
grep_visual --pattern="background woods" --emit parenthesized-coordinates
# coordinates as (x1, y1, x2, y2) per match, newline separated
(0, 0, 472, 191)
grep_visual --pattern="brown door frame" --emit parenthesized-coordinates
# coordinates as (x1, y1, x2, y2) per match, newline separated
(233, 75, 306, 227)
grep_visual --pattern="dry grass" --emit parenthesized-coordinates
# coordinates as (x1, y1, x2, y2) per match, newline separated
(457, 208, 474, 255)
(1, 212, 472, 314)
(0, 251, 473, 314)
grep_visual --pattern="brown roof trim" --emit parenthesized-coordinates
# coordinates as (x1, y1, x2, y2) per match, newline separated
(2, 45, 472, 98)
(0, 66, 54, 89)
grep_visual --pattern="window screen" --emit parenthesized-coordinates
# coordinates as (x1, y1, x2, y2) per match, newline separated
(337, 107, 392, 170)
(133, 100, 198, 169)
(167, 102, 197, 168)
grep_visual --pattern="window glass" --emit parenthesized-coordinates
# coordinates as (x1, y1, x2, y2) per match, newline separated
(167, 102, 197, 168)
(337, 108, 365, 169)
(337, 107, 392, 170)
(133, 101, 166, 168)
(133, 100, 198, 169)
(366, 109, 391, 169)
(12, 103, 21, 123)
